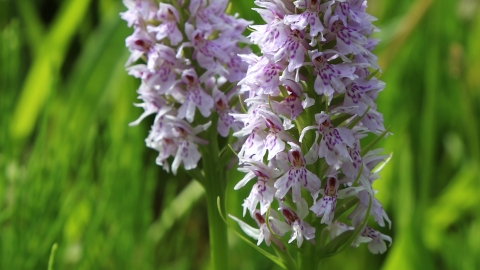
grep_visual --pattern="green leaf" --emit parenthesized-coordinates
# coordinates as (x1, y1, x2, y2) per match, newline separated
(10, 0, 93, 141)
(334, 197, 359, 218)
(329, 94, 345, 106)
(318, 196, 372, 258)
(331, 113, 352, 127)
(216, 198, 287, 269)
(318, 230, 355, 258)
(360, 127, 391, 157)
(345, 195, 372, 245)
(272, 243, 297, 270)
(352, 162, 364, 186)
(266, 207, 297, 270)
(346, 107, 370, 129)
(47, 243, 58, 270)
(366, 69, 380, 80)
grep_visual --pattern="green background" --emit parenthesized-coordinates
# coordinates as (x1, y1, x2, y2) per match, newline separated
(1, 0, 480, 269)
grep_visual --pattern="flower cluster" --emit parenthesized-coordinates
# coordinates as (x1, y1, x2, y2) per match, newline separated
(231, 0, 392, 254)
(121, 0, 250, 174)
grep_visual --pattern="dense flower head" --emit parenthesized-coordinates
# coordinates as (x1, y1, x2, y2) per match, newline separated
(121, 0, 250, 173)
(232, 0, 392, 254)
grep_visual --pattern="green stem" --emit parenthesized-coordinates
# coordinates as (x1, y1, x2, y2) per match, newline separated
(204, 181, 228, 270)
(200, 117, 229, 270)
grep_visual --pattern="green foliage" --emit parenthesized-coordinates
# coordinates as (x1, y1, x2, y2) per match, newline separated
(1, 0, 480, 269)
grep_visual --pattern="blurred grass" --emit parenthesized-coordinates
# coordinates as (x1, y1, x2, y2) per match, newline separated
(1, 0, 480, 269)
